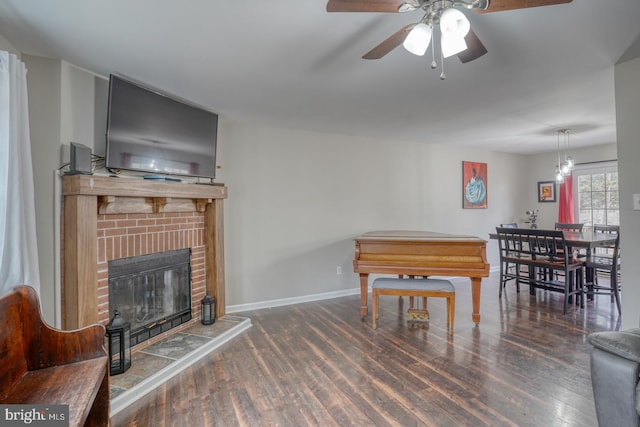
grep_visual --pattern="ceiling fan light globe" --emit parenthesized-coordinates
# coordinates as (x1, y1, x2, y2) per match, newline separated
(440, 8, 470, 38)
(441, 34, 468, 58)
(403, 23, 432, 56)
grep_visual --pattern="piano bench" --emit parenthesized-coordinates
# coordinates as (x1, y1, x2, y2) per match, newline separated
(371, 278, 455, 334)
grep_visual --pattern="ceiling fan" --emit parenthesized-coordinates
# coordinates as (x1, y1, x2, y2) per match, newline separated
(326, 0, 573, 77)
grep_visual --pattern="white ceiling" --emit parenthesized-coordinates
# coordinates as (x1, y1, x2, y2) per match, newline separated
(1, 0, 639, 154)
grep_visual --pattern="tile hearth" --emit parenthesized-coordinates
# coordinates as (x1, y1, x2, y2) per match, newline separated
(109, 315, 252, 416)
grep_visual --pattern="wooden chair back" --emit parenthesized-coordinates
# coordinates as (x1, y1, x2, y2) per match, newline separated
(0, 291, 28, 398)
(555, 223, 584, 232)
(593, 224, 621, 257)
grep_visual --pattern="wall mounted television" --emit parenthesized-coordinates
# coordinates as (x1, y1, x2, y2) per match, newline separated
(105, 74, 218, 179)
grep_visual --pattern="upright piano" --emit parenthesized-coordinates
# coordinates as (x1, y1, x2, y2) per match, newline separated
(354, 230, 490, 325)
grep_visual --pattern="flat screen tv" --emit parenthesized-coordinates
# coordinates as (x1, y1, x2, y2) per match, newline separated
(105, 74, 218, 179)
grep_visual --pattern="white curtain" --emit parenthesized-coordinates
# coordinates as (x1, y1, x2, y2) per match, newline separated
(0, 50, 40, 296)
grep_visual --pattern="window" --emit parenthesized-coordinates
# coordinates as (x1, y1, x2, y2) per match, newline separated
(573, 161, 619, 226)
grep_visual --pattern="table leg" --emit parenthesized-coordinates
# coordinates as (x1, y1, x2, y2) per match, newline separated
(360, 273, 369, 319)
(471, 277, 482, 326)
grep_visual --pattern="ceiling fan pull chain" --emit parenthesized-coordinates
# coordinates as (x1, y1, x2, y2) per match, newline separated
(440, 41, 446, 80)
(430, 33, 437, 69)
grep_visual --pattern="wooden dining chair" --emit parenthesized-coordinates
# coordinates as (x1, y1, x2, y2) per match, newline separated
(586, 225, 621, 314)
(555, 223, 584, 232)
(498, 223, 522, 293)
(554, 222, 586, 263)
(526, 229, 585, 314)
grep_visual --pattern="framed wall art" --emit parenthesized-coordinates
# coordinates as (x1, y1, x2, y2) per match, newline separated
(462, 161, 488, 209)
(538, 181, 556, 202)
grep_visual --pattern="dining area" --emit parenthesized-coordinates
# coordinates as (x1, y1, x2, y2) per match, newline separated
(491, 223, 621, 315)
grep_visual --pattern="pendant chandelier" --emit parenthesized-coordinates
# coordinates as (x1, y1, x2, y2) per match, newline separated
(554, 129, 574, 184)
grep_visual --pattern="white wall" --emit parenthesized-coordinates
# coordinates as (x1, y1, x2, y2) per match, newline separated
(60, 63, 108, 158)
(22, 56, 108, 323)
(616, 57, 640, 330)
(22, 55, 62, 323)
(216, 123, 530, 308)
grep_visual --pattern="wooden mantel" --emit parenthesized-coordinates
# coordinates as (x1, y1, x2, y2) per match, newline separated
(61, 174, 227, 329)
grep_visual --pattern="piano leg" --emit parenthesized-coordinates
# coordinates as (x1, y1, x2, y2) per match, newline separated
(360, 273, 369, 319)
(471, 277, 482, 326)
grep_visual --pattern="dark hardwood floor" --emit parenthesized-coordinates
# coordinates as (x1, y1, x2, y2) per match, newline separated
(112, 272, 621, 426)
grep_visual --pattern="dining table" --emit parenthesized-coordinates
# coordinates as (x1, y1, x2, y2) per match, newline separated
(489, 229, 618, 252)
(558, 230, 619, 252)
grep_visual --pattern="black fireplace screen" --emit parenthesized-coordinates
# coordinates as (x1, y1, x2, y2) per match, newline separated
(108, 248, 192, 346)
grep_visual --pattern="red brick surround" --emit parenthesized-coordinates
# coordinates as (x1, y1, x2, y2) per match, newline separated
(96, 212, 206, 325)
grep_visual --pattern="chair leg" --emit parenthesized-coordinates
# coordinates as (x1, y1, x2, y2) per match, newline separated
(612, 273, 622, 315)
(563, 272, 570, 315)
(575, 270, 582, 308)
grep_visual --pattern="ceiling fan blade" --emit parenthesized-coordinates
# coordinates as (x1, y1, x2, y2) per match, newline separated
(362, 24, 417, 59)
(326, 0, 411, 13)
(457, 29, 488, 63)
(476, 0, 572, 13)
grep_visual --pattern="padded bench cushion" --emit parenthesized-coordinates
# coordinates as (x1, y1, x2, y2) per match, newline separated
(372, 278, 455, 292)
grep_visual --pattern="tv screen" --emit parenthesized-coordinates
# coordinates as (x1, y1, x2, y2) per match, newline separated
(106, 75, 218, 178)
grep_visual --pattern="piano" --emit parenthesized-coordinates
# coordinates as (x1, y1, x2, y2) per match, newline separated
(354, 230, 490, 325)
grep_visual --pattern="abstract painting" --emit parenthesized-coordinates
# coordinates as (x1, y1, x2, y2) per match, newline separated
(462, 161, 488, 209)
(538, 181, 556, 202)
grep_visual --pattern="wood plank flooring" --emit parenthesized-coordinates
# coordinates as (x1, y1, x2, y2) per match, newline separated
(112, 273, 621, 426)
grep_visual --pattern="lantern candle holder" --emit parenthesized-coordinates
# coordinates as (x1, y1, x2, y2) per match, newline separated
(201, 294, 215, 325)
(105, 309, 131, 375)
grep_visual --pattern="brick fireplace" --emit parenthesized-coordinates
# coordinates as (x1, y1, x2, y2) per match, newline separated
(61, 175, 227, 334)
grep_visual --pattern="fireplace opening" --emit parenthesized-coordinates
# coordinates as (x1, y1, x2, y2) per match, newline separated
(108, 248, 192, 347)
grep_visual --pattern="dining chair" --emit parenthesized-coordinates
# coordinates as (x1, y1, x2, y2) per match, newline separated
(551, 223, 585, 280)
(555, 223, 584, 232)
(496, 227, 520, 296)
(526, 229, 585, 314)
(498, 223, 523, 292)
(556, 222, 587, 258)
(586, 225, 621, 314)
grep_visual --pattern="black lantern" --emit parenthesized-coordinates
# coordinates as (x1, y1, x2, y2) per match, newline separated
(201, 294, 215, 325)
(106, 309, 131, 375)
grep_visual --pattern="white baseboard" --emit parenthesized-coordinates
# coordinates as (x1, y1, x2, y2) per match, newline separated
(226, 287, 361, 313)
(225, 274, 491, 314)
